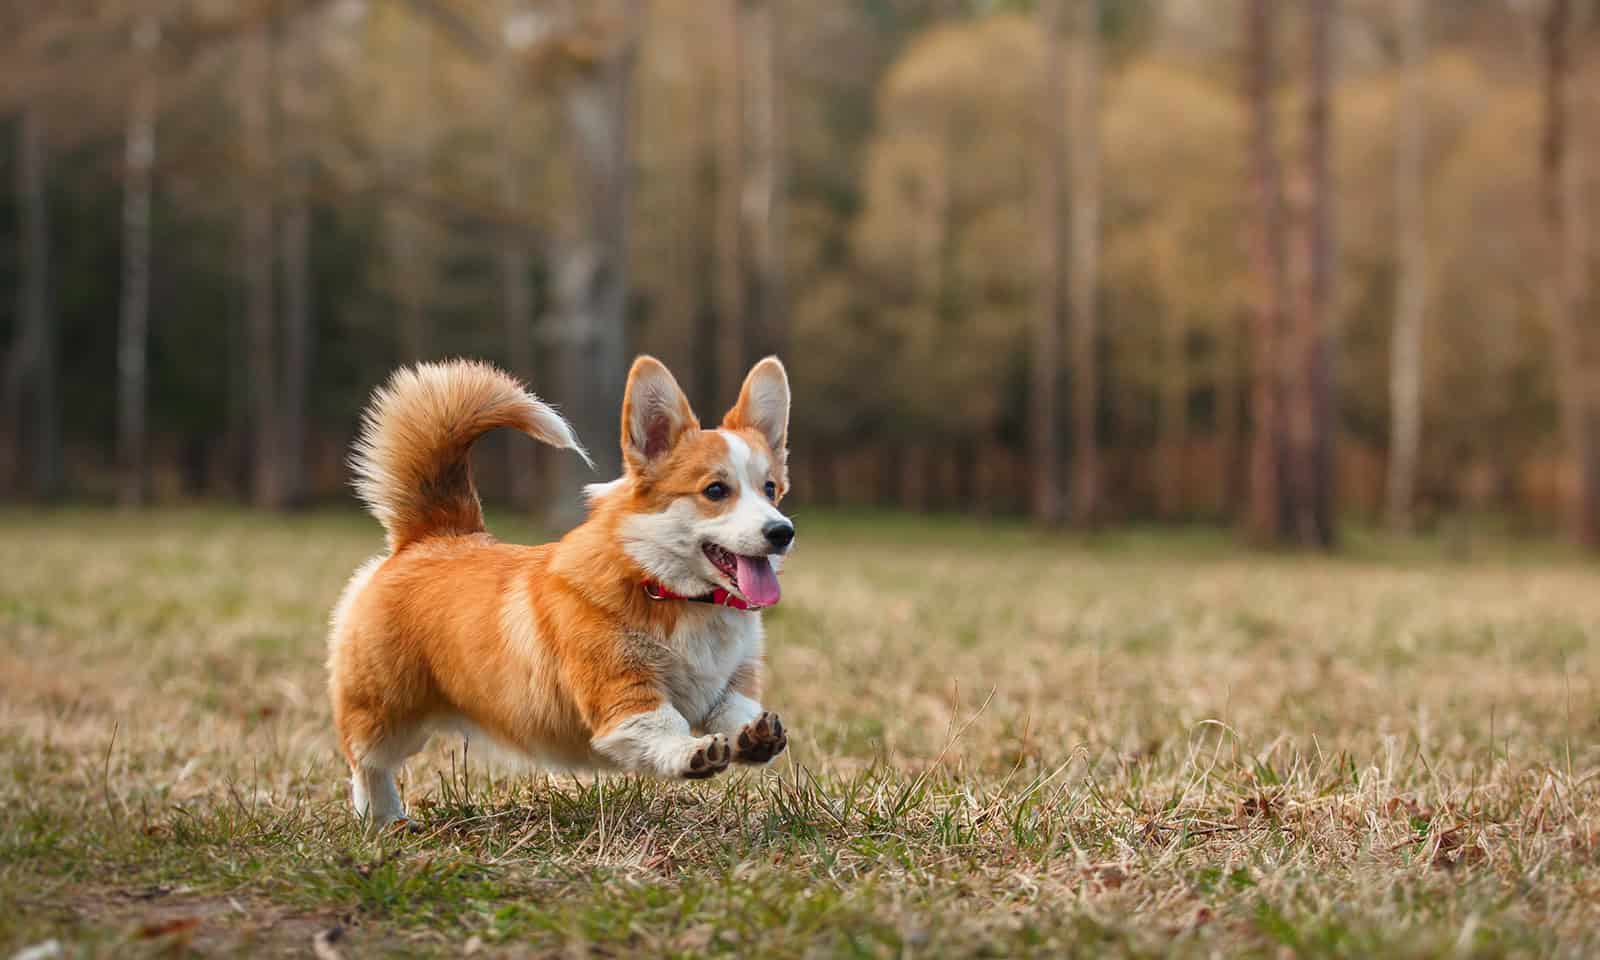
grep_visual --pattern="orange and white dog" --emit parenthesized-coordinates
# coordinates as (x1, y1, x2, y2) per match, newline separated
(327, 355, 794, 832)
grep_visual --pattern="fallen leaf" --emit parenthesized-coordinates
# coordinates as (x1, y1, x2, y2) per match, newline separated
(135, 917, 199, 940)
(1082, 864, 1129, 890)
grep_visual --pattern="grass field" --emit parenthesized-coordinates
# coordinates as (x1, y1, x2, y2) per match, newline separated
(3, 508, 1599, 958)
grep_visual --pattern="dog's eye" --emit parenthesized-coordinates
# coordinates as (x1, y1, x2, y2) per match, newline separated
(703, 482, 730, 502)
(764, 481, 777, 501)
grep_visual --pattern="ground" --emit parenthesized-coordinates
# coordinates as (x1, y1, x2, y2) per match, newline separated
(2, 508, 1598, 958)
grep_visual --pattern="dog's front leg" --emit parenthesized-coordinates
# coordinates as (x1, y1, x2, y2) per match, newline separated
(704, 663, 788, 765)
(591, 702, 732, 780)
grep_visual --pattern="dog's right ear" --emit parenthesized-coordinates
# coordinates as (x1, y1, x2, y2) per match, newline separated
(621, 356, 698, 472)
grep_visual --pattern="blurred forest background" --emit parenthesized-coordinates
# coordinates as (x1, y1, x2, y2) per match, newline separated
(2, 0, 1599, 548)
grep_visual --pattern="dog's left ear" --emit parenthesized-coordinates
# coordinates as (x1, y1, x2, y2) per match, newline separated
(622, 356, 699, 472)
(722, 357, 790, 461)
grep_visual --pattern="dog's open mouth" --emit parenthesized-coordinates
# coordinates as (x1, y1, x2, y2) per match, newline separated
(702, 542, 781, 607)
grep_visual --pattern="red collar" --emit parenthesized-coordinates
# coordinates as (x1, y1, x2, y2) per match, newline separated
(642, 581, 769, 611)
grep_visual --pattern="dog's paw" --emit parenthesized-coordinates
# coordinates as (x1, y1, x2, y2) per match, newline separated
(681, 733, 732, 780)
(733, 712, 787, 765)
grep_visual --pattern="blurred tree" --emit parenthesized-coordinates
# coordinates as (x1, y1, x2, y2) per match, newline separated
(1243, 0, 1339, 547)
(738, 0, 786, 364)
(1290, 0, 1339, 547)
(278, 7, 318, 507)
(8, 106, 57, 499)
(1244, 0, 1291, 542)
(1067, 0, 1102, 525)
(240, 12, 281, 507)
(711, 0, 786, 399)
(117, 13, 161, 506)
(1539, 0, 1599, 547)
(496, 0, 540, 508)
(1384, 0, 1424, 532)
(1031, 0, 1065, 525)
(714, 0, 744, 405)
(544, 0, 642, 527)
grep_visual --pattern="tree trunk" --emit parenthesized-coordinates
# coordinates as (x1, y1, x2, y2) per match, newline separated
(1030, 0, 1066, 526)
(117, 17, 160, 507)
(280, 189, 310, 506)
(1297, 0, 1339, 548)
(277, 16, 314, 508)
(738, 0, 785, 362)
(6, 108, 58, 499)
(497, 3, 538, 509)
(1068, 0, 1101, 527)
(691, 7, 724, 419)
(6, 110, 58, 502)
(1157, 301, 1187, 518)
(391, 15, 434, 363)
(545, 2, 641, 529)
(1244, 0, 1290, 543)
(1541, 0, 1600, 547)
(497, 221, 537, 512)
(242, 20, 282, 508)
(1385, 0, 1426, 533)
(714, 0, 745, 402)
(713, 0, 785, 397)
(1217, 308, 1246, 517)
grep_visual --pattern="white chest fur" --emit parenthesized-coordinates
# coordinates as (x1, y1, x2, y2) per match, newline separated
(660, 608, 763, 728)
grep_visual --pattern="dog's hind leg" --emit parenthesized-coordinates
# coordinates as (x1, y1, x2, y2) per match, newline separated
(344, 720, 429, 836)
(351, 763, 403, 830)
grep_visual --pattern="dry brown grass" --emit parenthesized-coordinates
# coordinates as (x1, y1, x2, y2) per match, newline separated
(2, 508, 1598, 957)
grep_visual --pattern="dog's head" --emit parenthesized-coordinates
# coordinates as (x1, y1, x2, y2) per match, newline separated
(594, 356, 793, 608)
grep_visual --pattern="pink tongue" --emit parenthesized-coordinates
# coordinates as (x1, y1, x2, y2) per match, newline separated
(734, 554, 782, 607)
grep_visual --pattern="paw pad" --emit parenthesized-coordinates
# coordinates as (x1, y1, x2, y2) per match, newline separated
(683, 734, 732, 779)
(734, 712, 788, 764)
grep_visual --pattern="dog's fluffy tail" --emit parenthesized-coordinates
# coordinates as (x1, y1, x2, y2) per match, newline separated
(350, 360, 591, 551)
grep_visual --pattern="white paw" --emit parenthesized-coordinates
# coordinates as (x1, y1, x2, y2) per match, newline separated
(678, 733, 732, 779)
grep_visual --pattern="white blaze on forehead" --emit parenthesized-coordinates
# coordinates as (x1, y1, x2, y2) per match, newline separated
(717, 430, 770, 492)
(711, 429, 788, 546)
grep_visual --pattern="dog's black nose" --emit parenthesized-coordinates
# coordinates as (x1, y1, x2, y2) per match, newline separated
(764, 521, 795, 551)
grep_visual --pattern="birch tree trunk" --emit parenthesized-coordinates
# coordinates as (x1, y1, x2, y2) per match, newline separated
(1030, 0, 1066, 526)
(1068, 0, 1102, 526)
(545, 2, 641, 529)
(1540, 0, 1600, 547)
(117, 16, 160, 507)
(497, 1, 538, 508)
(1385, 0, 1426, 533)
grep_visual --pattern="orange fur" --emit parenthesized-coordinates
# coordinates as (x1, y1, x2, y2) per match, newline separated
(328, 356, 794, 831)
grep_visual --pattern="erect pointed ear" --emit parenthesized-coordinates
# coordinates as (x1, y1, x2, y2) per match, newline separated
(621, 356, 698, 471)
(722, 356, 790, 458)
